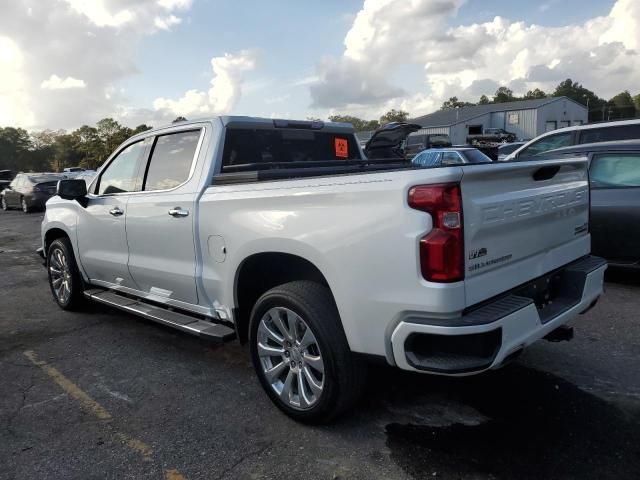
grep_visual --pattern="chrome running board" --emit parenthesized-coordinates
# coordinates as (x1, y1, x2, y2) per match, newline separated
(83, 288, 236, 344)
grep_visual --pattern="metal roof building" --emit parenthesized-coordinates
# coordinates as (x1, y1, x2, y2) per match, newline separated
(410, 96, 588, 144)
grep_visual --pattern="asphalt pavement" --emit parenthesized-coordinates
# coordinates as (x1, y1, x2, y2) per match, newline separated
(1, 209, 639, 479)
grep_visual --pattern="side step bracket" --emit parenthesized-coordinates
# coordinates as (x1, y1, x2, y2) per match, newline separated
(84, 289, 236, 344)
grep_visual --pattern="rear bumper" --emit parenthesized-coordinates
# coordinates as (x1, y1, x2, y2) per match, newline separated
(389, 255, 607, 375)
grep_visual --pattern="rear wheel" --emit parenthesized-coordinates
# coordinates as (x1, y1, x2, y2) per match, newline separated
(47, 237, 85, 310)
(1, 196, 8, 211)
(249, 281, 367, 423)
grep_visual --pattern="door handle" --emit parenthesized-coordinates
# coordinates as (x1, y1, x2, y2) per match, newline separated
(109, 207, 124, 216)
(168, 207, 189, 217)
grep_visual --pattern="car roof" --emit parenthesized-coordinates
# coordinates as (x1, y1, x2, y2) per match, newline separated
(537, 139, 640, 157)
(508, 118, 640, 158)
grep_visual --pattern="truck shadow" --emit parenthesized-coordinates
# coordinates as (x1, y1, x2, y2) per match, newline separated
(605, 267, 640, 286)
(375, 364, 640, 479)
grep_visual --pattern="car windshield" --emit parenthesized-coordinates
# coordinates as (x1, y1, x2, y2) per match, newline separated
(406, 135, 425, 146)
(498, 143, 522, 155)
(461, 149, 493, 163)
(29, 175, 64, 183)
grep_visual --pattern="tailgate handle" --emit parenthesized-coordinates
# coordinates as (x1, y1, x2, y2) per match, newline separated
(532, 165, 561, 181)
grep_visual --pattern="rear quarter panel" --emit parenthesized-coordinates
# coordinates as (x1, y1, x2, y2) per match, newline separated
(197, 167, 466, 355)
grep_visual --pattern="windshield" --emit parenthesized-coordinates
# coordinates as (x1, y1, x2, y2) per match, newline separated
(29, 175, 64, 183)
(406, 135, 425, 146)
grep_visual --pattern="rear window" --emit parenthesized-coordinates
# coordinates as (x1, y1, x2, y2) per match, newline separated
(579, 125, 640, 144)
(221, 128, 361, 171)
(462, 149, 493, 163)
(590, 153, 640, 188)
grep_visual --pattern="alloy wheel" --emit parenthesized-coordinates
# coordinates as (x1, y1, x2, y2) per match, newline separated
(256, 307, 325, 410)
(49, 247, 72, 304)
(1, 196, 6, 210)
(21, 198, 28, 213)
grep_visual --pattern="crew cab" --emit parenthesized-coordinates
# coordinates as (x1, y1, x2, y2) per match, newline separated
(40, 117, 607, 423)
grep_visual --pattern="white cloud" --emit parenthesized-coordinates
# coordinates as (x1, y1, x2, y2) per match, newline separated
(154, 14, 181, 30)
(41, 74, 86, 90)
(0, 0, 194, 129)
(153, 50, 259, 118)
(310, 0, 640, 119)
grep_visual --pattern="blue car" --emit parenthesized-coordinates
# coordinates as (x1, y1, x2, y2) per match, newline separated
(412, 148, 493, 167)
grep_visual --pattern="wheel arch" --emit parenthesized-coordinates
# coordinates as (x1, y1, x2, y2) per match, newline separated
(233, 252, 335, 344)
(44, 227, 70, 253)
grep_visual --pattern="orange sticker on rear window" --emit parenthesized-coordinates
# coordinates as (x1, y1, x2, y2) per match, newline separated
(335, 138, 349, 158)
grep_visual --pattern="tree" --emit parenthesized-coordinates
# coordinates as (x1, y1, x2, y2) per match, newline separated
(0, 127, 32, 171)
(50, 134, 82, 172)
(478, 95, 490, 105)
(379, 109, 409, 124)
(132, 124, 153, 135)
(440, 97, 475, 110)
(634, 94, 640, 116)
(524, 88, 547, 100)
(552, 78, 605, 122)
(493, 87, 516, 103)
(608, 91, 636, 120)
(328, 115, 379, 132)
(172, 116, 187, 123)
(28, 129, 62, 172)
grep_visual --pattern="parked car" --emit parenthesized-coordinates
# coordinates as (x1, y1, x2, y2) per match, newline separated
(504, 119, 640, 161)
(412, 147, 493, 167)
(1, 173, 66, 213)
(535, 140, 640, 268)
(404, 131, 453, 159)
(467, 128, 516, 145)
(40, 116, 605, 423)
(0, 169, 14, 192)
(497, 142, 526, 161)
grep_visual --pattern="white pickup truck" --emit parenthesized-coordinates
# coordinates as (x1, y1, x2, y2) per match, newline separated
(40, 117, 606, 423)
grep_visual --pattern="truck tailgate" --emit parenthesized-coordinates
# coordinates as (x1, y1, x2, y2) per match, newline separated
(461, 157, 591, 306)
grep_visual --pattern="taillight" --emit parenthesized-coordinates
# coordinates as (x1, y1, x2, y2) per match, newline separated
(408, 183, 464, 282)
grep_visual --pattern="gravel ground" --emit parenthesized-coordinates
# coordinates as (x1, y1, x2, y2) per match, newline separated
(1, 209, 639, 480)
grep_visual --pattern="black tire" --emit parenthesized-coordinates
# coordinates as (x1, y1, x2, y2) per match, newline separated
(249, 281, 367, 424)
(21, 197, 30, 213)
(1, 195, 8, 211)
(47, 237, 86, 310)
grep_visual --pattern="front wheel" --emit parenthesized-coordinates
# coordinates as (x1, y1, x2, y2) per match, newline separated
(249, 281, 367, 424)
(47, 237, 85, 310)
(21, 197, 30, 213)
(1, 196, 8, 211)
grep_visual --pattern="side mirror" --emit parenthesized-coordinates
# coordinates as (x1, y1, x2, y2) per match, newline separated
(57, 179, 87, 201)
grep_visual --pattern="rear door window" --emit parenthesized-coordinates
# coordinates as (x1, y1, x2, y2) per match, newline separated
(590, 153, 640, 188)
(519, 132, 574, 157)
(143, 130, 201, 191)
(579, 125, 640, 144)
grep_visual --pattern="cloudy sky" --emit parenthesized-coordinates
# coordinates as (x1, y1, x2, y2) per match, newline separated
(0, 0, 637, 130)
